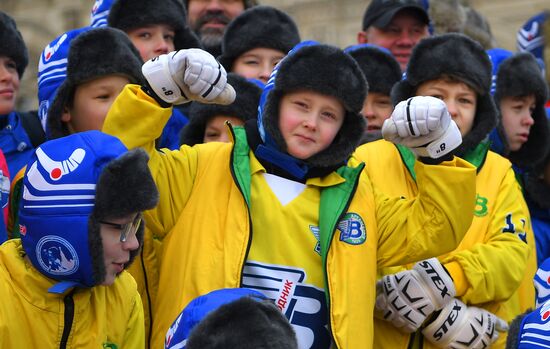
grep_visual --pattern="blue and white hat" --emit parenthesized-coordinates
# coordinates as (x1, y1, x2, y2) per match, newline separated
(90, 0, 114, 28)
(165, 288, 266, 349)
(517, 11, 549, 62)
(37, 27, 91, 133)
(515, 300, 550, 348)
(19, 131, 158, 293)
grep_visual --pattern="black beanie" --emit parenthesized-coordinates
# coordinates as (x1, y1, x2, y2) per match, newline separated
(47, 27, 144, 139)
(218, 6, 301, 71)
(108, 0, 201, 50)
(391, 33, 498, 157)
(346, 45, 402, 95)
(262, 44, 367, 168)
(494, 52, 550, 168)
(180, 73, 262, 146)
(0, 11, 28, 78)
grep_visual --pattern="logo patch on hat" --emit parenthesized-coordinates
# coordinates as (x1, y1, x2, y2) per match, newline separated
(36, 147, 85, 181)
(540, 301, 550, 321)
(43, 33, 68, 63)
(36, 235, 79, 276)
(338, 212, 366, 245)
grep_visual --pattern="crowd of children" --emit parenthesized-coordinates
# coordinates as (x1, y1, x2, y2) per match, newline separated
(1, 1, 550, 348)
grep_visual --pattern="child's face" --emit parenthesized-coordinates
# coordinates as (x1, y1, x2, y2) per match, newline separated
(232, 48, 285, 84)
(416, 78, 477, 137)
(126, 24, 175, 61)
(361, 92, 393, 132)
(203, 115, 244, 143)
(99, 213, 141, 286)
(62, 75, 130, 134)
(499, 94, 536, 152)
(278, 90, 345, 160)
(0, 55, 20, 115)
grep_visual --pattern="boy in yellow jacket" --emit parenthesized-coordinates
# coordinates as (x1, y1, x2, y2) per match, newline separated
(0, 131, 159, 348)
(102, 41, 477, 348)
(355, 33, 535, 349)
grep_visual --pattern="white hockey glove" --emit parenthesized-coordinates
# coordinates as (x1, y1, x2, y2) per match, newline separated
(422, 299, 508, 349)
(375, 258, 456, 333)
(142, 49, 235, 105)
(382, 96, 462, 159)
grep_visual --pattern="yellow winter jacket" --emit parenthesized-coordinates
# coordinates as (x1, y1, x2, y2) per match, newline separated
(0, 239, 145, 348)
(102, 85, 477, 349)
(354, 140, 536, 349)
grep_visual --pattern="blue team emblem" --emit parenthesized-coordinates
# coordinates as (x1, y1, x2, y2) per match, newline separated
(338, 212, 366, 245)
(36, 236, 79, 276)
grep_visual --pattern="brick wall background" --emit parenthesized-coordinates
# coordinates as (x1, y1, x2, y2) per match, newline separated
(3, 0, 548, 110)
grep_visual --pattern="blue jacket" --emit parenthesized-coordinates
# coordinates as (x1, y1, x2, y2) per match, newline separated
(0, 111, 35, 176)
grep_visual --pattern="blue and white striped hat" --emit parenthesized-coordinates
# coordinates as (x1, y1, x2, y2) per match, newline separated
(517, 11, 549, 61)
(37, 27, 91, 133)
(19, 131, 128, 293)
(90, 0, 114, 28)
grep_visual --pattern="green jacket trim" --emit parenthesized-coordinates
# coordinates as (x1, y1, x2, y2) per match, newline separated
(396, 141, 490, 181)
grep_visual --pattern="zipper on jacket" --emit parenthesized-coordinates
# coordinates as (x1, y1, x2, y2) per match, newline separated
(323, 167, 363, 349)
(59, 290, 75, 349)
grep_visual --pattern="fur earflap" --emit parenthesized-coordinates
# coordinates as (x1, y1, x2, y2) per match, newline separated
(218, 6, 300, 71)
(506, 311, 529, 349)
(495, 52, 550, 168)
(47, 27, 144, 139)
(180, 73, 261, 146)
(346, 45, 402, 95)
(108, 0, 201, 50)
(262, 44, 367, 168)
(391, 33, 497, 156)
(186, 297, 298, 349)
(89, 148, 158, 285)
(0, 11, 28, 78)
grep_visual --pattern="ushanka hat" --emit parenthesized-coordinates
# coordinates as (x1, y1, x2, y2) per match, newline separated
(345, 44, 402, 95)
(108, 0, 201, 50)
(391, 33, 497, 157)
(47, 27, 144, 139)
(256, 41, 367, 180)
(493, 52, 549, 167)
(0, 11, 28, 78)
(19, 131, 159, 293)
(180, 73, 262, 146)
(218, 6, 300, 71)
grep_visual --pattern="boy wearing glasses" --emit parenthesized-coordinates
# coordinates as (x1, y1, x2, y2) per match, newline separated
(0, 130, 158, 348)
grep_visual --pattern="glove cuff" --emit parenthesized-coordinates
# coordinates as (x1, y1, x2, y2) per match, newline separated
(142, 54, 189, 105)
(141, 84, 172, 109)
(413, 120, 462, 159)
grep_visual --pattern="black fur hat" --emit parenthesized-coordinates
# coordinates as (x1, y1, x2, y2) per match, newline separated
(218, 6, 300, 71)
(180, 73, 261, 146)
(108, 0, 201, 50)
(346, 44, 402, 95)
(47, 27, 144, 139)
(263, 44, 367, 167)
(89, 148, 159, 285)
(186, 297, 298, 349)
(0, 11, 28, 78)
(494, 52, 550, 168)
(391, 33, 498, 156)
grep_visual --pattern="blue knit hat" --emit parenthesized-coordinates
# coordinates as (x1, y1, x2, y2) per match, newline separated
(37, 27, 91, 133)
(512, 300, 550, 348)
(19, 131, 158, 293)
(165, 288, 266, 349)
(90, 0, 114, 27)
(517, 11, 549, 62)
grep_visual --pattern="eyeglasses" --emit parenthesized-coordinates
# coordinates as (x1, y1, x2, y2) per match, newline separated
(100, 213, 143, 242)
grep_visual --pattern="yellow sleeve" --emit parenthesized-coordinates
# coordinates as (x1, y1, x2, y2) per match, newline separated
(443, 168, 531, 304)
(121, 292, 145, 349)
(102, 84, 198, 240)
(376, 157, 476, 266)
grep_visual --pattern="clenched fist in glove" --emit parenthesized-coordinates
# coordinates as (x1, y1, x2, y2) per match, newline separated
(375, 258, 456, 333)
(142, 49, 236, 105)
(422, 298, 508, 349)
(382, 96, 462, 159)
